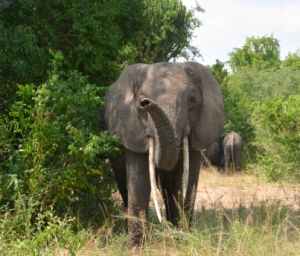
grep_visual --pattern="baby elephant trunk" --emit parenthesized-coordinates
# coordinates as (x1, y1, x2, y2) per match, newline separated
(139, 98, 179, 170)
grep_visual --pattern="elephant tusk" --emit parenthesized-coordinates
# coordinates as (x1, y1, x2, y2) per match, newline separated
(183, 135, 189, 199)
(149, 137, 162, 222)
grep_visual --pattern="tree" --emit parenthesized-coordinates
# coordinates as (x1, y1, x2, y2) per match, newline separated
(136, 0, 203, 63)
(228, 67, 300, 102)
(283, 49, 300, 70)
(207, 59, 229, 86)
(0, 0, 146, 112)
(228, 35, 281, 72)
(0, 0, 145, 222)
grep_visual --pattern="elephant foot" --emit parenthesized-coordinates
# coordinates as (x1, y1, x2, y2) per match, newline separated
(126, 222, 144, 248)
(225, 168, 232, 175)
(126, 233, 143, 248)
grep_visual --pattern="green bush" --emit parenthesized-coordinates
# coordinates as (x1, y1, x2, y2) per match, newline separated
(3, 52, 121, 221)
(222, 67, 300, 169)
(0, 192, 86, 255)
(253, 95, 300, 181)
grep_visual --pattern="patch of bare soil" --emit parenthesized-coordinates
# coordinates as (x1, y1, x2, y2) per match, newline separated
(195, 185, 300, 210)
(195, 169, 300, 211)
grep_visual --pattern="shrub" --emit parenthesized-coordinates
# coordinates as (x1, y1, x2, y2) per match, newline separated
(252, 95, 300, 181)
(5, 52, 121, 220)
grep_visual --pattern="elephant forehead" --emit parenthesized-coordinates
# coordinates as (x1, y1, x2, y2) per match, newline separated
(144, 64, 189, 87)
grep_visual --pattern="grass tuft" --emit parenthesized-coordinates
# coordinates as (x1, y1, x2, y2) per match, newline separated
(1, 169, 300, 255)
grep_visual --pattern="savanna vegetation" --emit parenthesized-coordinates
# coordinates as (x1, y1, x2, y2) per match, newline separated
(0, 0, 299, 255)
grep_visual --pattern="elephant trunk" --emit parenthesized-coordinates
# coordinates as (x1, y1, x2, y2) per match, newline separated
(139, 98, 179, 170)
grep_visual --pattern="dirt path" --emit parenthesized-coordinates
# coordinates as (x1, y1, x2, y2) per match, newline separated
(195, 170, 300, 211)
(195, 185, 300, 210)
(120, 169, 300, 213)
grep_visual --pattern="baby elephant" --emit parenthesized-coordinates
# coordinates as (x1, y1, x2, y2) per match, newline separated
(202, 142, 222, 168)
(219, 132, 243, 173)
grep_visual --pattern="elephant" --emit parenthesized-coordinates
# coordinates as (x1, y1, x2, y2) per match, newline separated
(104, 61, 224, 247)
(219, 132, 244, 173)
(202, 141, 222, 168)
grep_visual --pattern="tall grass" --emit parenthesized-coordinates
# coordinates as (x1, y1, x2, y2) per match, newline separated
(73, 197, 300, 256)
(1, 170, 300, 255)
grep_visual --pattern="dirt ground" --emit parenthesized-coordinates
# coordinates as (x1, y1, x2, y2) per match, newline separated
(195, 169, 300, 211)
(114, 168, 300, 213)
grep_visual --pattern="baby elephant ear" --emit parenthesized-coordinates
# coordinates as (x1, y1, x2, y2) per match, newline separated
(186, 62, 225, 151)
(105, 64, 148, 153)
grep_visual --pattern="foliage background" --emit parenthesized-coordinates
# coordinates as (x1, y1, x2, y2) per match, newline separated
(208, 35, 300, 180)
(1, 0, 300, 253)
(0, 0, 203, 239)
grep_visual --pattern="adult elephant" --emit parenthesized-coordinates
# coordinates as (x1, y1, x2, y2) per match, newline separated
(105, 62, 224, 247)
(219, 132, 244, 173)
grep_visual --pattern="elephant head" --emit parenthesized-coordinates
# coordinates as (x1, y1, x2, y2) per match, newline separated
(105, 62, 224, 222)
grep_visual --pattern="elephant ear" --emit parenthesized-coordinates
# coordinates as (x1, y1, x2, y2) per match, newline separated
(186, 62, 225, 151)
(105, 64, 149, 153)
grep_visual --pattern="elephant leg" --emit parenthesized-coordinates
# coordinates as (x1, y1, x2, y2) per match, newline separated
(111, 157, 128, 209)
(158, 167, 181, 226)
(224, 147, 231, 174)
(184, 149, 201, 225)
(158, 149, 201, 228)
(233, 149, 242, 172)
(235, 161, 241, 172)
(126, 149, 151, 247)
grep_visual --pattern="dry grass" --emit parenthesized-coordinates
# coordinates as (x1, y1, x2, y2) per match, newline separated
(69, 168, 300, 256)
(199, 166, 287, 187)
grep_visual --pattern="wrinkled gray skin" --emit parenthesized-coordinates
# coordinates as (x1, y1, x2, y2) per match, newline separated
(219, 132, 244, 173)
(202, 141, 222, 167)
(105, 62, 224, 247)
(0, 0, 11, 9)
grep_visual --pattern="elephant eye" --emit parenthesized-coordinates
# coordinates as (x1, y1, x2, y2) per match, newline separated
(188, 96, 197, 108)
(189, 96, 196, 103)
